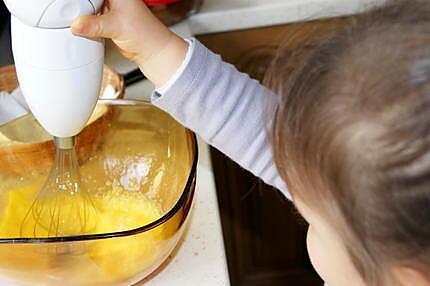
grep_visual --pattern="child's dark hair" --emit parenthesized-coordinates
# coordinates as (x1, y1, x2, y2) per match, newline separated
(268, 0, 430, 284)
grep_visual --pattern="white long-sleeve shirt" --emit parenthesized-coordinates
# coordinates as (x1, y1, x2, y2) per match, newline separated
(152, 38, 290, 199)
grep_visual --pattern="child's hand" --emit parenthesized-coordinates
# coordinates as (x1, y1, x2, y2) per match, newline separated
(71, 0, 188, 87)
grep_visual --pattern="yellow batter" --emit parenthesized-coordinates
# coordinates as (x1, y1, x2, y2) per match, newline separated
(0, 185, 164, 238)
(0, 184, 167, 282)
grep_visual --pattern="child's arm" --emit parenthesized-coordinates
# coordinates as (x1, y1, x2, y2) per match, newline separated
(152, 39, 288, 196)
(72, 0, 289, 197)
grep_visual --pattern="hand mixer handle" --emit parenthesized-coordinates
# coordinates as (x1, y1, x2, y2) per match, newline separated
(3, 0, 104, 28)
(4, 0, 105, 138)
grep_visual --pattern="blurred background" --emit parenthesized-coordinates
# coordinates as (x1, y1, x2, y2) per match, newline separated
(0, 1, 12, 66)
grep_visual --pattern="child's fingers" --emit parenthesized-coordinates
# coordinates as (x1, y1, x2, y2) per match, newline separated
(71, 15, 117, 39)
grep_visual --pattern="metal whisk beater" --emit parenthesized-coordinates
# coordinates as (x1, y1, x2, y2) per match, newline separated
(20, 137, 98, 238)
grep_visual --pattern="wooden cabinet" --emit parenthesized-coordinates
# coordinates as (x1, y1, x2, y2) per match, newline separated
(197, 18, 345, 286)
(210, 150, 320, 286)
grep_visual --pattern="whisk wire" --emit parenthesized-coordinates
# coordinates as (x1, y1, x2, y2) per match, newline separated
(20, 139, 99, 238)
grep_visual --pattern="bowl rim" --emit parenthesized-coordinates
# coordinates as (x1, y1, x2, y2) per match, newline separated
(0, 132, 198, 244)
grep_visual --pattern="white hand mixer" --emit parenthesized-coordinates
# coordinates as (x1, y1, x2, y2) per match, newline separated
(3, 0, 105, 237)
(4, 0, 104, 145)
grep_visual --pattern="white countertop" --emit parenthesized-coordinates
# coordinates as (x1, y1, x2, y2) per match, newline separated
(105, 1, 385, 285)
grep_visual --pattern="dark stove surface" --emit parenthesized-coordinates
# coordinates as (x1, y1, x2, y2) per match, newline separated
(0, 1, 13, 67)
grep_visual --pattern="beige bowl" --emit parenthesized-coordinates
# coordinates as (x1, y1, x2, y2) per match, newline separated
(0, 65, 124, 176)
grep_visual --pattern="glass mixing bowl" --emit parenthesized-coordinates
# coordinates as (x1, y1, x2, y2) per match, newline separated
(0, 101, 197, 286)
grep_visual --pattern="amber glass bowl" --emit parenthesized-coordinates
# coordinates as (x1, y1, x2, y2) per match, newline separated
(0, 102, 197, 286)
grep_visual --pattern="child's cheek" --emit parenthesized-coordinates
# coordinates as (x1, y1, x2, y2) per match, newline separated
(306, 225, 330, 282)
(306, 225, 365, 286)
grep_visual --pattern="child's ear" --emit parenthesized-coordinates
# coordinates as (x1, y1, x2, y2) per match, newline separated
(393, 266, 430, 286)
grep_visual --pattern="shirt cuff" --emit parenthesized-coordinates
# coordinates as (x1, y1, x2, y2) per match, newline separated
(154, 38, 195, 95)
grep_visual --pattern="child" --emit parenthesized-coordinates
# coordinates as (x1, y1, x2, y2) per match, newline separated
(72, 0, 430, 285)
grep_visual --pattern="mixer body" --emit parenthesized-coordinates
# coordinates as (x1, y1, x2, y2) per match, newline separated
(3, 0, 105, 138)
